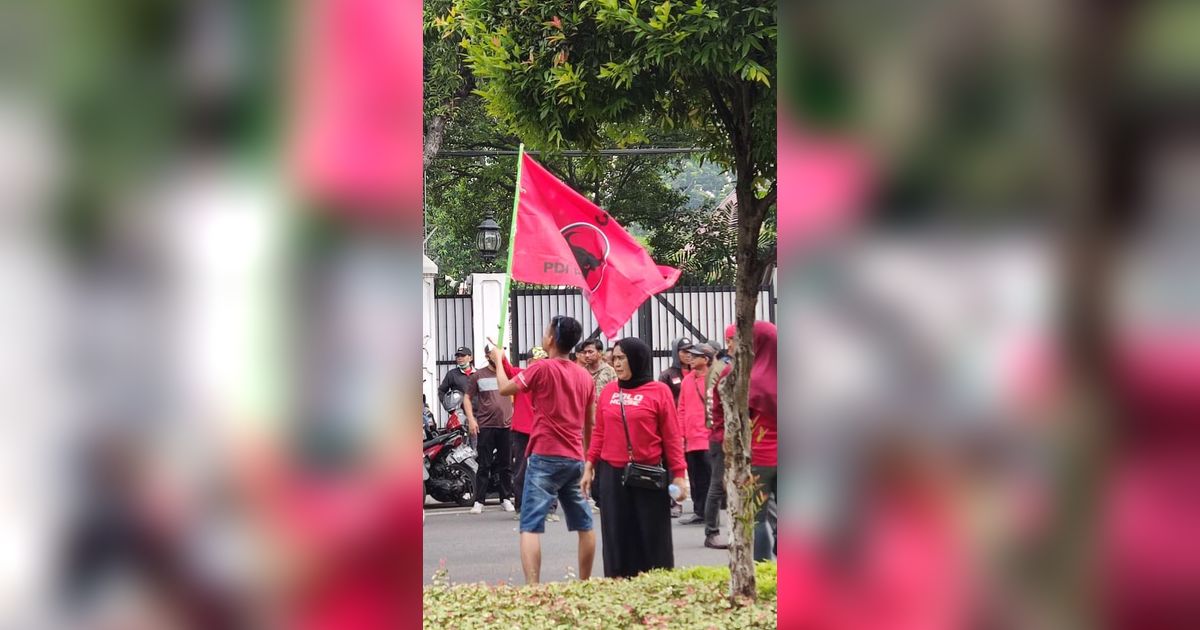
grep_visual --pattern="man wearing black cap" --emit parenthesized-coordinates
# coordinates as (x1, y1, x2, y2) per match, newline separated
(438, 346, 475, 406)
(657, 338, 694, 403)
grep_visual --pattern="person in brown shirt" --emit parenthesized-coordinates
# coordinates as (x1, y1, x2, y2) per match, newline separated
(576, 339, 617, 510)
(464, 346, 515, 514)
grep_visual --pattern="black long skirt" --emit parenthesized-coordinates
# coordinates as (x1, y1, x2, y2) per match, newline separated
(597, 461, 674, 578)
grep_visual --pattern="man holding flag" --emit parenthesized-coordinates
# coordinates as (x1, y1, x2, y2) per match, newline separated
(485, 146, 683, 584)
(487, 319, 595, 585)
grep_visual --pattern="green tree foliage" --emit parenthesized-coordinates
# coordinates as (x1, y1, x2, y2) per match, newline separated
(425, 0, 476, 167)
(449, 0, 776, 185)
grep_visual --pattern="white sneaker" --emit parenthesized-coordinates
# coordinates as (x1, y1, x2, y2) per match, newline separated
(469, 502, 484, 514)
(501, 499, 516, 512)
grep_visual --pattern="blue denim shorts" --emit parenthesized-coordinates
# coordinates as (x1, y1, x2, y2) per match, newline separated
(520, 455, 593, 534)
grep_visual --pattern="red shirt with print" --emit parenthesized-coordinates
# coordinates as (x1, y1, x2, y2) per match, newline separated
(515, 357, 595, 460)
(588, 381, 687, 479)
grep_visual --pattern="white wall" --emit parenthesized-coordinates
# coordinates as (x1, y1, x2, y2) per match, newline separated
(422, 254, 439, 408)
(469, 273, 511, 366)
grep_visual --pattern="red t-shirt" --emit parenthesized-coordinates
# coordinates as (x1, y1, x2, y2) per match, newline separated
(588, 381, 687, 479)
(515, 357, 595, 460)
(676, 370, 712, 452)
(751, 412, 778, 467)
(501, 358, 533, 434)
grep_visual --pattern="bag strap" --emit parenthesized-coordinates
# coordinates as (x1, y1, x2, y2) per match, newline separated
(618, 393, 635, 463)
(694, 376, 712, 429)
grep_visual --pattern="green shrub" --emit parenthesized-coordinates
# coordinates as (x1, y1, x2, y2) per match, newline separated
(671, 562, 777, 601)
(423, 562, 778, 629)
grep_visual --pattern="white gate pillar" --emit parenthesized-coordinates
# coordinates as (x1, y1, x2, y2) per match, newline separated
(470, 273, 511, 367)
(422, 254, 439, 408)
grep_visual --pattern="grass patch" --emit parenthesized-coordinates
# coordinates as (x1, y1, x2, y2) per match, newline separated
(423, 562, 777, 629)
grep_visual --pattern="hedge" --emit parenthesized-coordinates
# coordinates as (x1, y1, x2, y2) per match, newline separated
(423, 562, 777, 629)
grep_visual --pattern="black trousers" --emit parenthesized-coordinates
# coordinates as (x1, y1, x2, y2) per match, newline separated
(596, 461, 674, 578)
(752, 465, 779, 561)
(510, 431, 557, 513)
(685, 450, 711, 518)
(474, 427, 513, 502)
(704, 441, 726, 536)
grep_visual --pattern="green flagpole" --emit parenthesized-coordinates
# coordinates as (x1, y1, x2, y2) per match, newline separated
(496, 144, 524, 357)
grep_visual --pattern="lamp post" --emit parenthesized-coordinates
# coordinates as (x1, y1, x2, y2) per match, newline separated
(476, 212, 501, 263)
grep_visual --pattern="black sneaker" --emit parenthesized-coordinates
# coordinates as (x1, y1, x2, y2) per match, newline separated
(670, 503, 683, 518)
(704, 534, 729, 550)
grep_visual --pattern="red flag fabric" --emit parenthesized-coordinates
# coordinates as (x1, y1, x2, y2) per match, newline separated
(510, 154, 680, 337)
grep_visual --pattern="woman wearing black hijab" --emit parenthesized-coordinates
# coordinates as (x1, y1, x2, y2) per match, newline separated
(582, 338, 688, 578)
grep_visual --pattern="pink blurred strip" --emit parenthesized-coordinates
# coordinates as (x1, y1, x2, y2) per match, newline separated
(776, 113, 872, 265)
(776, 111, 872, 628)
(291, 0, 423, 219)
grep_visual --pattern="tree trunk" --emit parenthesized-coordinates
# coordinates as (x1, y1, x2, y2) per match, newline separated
(1030, 2, 1135, 627)
(423, 114, 449, 171)
(723, 169, 768, 604)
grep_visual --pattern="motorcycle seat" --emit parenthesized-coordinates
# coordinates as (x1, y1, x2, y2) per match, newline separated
(422, 430, 461, 450)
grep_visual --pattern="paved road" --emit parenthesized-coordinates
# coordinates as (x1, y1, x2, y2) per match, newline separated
(422, 498, 728, 585)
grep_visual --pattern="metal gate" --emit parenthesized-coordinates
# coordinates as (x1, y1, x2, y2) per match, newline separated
(432, 294, 472, 420)
(508, 283, 776, 374)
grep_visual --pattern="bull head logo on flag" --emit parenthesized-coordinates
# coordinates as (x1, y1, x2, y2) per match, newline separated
(561, 222, 610, 292)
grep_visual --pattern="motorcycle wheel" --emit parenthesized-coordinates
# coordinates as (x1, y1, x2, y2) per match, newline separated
(451, 463, 477, 507)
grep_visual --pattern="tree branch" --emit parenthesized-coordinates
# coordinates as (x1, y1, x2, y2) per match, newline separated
(760, 182, 777, 212)
(706, 78, 741, 152)
(612, 156, 642, 200)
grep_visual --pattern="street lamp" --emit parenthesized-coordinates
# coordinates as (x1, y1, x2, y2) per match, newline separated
(476, 212, 502, 263)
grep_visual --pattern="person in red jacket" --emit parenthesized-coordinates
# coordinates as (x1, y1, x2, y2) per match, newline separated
(582, 338, 688, 578)
(723, 321, 779, 561)
(676, 343, 716, 525)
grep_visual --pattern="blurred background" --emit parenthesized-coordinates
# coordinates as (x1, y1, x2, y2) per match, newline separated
(0, 0, 421, 627)
(777, 0, 1199, 628)
(1, 0, 1197, 627)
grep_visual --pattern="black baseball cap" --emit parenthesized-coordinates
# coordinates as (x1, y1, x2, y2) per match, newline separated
(685, 343, 715, 358)
(454, 346, 473, 357)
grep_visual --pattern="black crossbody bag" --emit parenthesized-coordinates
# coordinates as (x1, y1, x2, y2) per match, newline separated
(618, 393, 669, 490)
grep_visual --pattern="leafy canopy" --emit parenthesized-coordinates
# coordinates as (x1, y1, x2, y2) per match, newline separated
(448, 0, 776, 185)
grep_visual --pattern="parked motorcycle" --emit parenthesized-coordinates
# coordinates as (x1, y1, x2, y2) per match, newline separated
(423, 390, 478, 506)
(422, 395, 437, 441)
